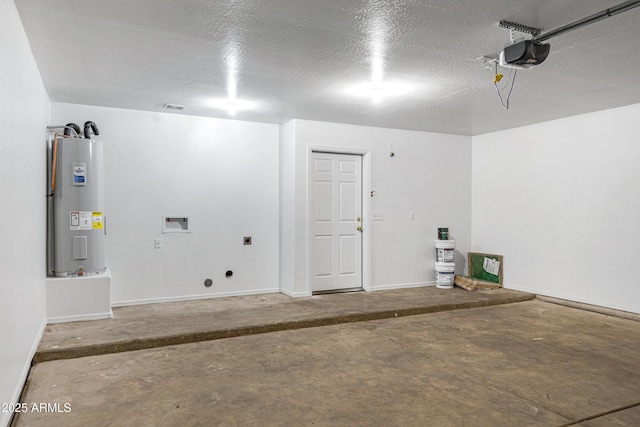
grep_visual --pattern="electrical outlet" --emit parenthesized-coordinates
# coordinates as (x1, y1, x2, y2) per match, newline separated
(372, 211, 383, 221)
(154, 238, 163, 248)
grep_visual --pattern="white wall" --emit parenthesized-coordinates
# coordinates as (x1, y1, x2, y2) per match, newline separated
(0, 1, 50, 425)
(279, 120, 298, 296)
(51, 103, 280, 305)
(472, 103, 640, 314)
(285, 120, 472, 294)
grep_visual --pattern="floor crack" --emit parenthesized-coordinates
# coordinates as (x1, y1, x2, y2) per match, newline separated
(558, 400, 640, 427)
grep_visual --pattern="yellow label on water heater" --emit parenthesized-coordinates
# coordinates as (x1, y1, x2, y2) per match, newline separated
(92, 212, 103, 229)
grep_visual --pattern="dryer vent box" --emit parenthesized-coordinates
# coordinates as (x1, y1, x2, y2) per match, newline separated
(163, 215, 191, 233)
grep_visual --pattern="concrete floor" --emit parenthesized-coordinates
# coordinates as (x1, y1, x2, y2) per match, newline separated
(13, 288, 640, 426)
(35, 287, 533, 362)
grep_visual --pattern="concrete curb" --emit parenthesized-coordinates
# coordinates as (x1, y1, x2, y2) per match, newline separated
(34, 292, 534, 363)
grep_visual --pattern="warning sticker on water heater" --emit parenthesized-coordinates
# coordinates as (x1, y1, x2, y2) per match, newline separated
(72, 162, 86, 186)
(92, 212, 103, 229)
(70, 211, 92, 230)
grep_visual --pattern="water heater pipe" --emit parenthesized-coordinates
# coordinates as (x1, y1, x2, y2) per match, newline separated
(47, 124, 79, 137)
(84, 121, 99, 139)
(63, 123, 80, 137)
(50, 134, 59, 194)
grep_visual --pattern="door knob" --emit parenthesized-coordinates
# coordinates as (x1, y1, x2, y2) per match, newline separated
(356, 225, 362, 232)
(357, 216, 361, 222)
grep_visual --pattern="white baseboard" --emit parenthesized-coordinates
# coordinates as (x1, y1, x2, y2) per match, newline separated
(3, 318, 47, 427)
(46, 311, 113, 324)
(504, 284, 640, 315)
(112, 287, 280, 307)
(370, 281, 433, 291)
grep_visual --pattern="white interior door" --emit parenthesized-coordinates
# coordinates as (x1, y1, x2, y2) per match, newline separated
(310, 152, 363, 293)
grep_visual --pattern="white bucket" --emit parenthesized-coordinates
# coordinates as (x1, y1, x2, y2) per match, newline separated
(435, 262, 455, 289)
(435, 239, 456, 263)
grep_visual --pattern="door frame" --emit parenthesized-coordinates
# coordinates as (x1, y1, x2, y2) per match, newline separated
(307, 146, 372, 293)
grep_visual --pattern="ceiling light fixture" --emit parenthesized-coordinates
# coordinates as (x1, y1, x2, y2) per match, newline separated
(370, 86, 385, 103)
(209, 98, 256, 116)
(226, 101, 239, 116)
(345, 81, 411, 103)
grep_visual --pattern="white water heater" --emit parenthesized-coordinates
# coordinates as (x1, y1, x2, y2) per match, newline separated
(48, 125, 106, 277)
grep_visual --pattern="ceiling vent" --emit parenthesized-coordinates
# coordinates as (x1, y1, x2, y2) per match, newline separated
(163, 103, 187, 110)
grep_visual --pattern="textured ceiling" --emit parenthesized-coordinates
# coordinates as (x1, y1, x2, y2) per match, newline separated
(15, 0, 640, 136)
